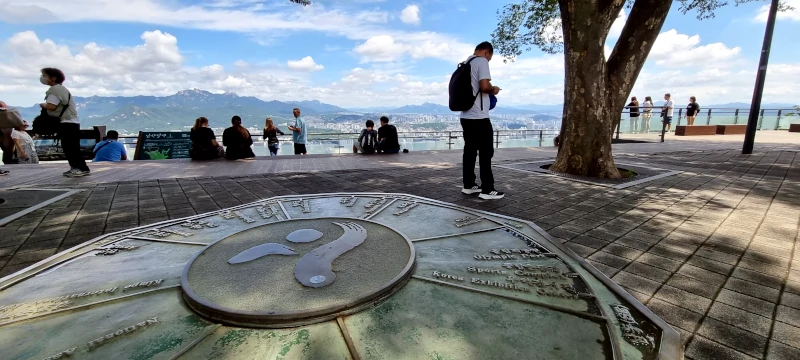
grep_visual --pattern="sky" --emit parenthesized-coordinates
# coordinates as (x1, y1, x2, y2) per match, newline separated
(0, 0, 798, 108)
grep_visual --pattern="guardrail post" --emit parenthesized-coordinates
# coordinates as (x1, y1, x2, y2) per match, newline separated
(495, 131, 500, 148)
(615, 121, 620, 139)
(706, 108, 712, 125)
(734, 109, 740, 124)
(448, 131, 452, 150)
(539, 131, 543, 147)
(758, 109, 765, 130)
(677, 108, 683, 126)
(775, 110, 782, 130)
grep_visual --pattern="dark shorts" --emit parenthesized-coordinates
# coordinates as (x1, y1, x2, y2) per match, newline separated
(294, 143, 307, 155)
(663, 116, 673, 125)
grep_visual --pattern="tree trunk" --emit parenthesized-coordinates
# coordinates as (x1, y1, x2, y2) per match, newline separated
(549, 0, 623, 178)
(549, 0, 673, 178)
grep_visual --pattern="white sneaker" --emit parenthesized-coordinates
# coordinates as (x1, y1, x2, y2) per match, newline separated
(479, 190, 505, 200)
(63, 169, 78, 176)
(66, 170, 91, 177)
(462, 185, 482, 195)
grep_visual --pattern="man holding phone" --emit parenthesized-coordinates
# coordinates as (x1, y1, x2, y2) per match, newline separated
(288, 107, 307, 155)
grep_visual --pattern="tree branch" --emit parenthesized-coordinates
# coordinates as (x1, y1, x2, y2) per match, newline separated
(605, 0, 673, 106)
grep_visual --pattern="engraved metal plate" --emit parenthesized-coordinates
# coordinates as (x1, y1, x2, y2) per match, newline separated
(0, 193, 681, 360)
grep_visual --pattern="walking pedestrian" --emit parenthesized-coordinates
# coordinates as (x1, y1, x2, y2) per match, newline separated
(39, 68, 90, 177)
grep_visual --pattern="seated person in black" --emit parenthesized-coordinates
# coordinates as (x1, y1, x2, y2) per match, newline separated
(222, 115, 255, 160)
(377, 116, 400, 154)
(189, 117, 224, 160)
(353, 120, 378, 154)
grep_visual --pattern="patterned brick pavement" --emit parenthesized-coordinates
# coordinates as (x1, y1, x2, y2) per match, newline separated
(1, 148, 800, 359)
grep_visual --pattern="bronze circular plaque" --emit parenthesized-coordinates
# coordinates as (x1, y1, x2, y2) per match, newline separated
(181, 218, 415, 328)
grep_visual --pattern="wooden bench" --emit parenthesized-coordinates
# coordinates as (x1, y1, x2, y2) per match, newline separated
(716, 124, 747, 135)
(790, 124, 800, 133)
(675, 125, 717, 136)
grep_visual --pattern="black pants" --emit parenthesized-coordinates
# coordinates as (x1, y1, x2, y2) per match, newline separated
(59, 122, 90, 171)
(460, 118, 494, 191)
(294, 143, 307, 155)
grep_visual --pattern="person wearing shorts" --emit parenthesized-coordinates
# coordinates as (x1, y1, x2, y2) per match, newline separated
(662, 93, 674, 132)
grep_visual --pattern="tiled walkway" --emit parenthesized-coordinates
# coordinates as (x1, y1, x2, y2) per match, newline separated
(2, 144, 800, 359)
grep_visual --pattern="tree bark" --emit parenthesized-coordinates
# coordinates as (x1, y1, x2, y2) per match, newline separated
(549, 0, 672, 178)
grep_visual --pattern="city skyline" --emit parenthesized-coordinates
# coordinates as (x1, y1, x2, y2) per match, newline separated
(0, 0, 799, 108)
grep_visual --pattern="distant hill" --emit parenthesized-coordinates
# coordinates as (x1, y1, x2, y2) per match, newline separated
(387, 102, 544, 115)
(12, 89, 348, 133)
(390, 102, 453, 114)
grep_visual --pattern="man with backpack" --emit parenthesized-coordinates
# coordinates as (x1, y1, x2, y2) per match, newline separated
(353, 120, 378, 154)
(448, 41, 504, 200)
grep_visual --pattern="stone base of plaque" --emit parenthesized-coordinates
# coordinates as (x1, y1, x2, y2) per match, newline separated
(181, 218, 415, 328)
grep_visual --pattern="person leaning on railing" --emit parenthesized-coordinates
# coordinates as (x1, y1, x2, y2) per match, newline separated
(641, 96, 653, 133)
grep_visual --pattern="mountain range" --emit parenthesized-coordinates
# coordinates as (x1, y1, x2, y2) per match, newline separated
(9, 89, 794, 133)
(10, 89, 566, 132)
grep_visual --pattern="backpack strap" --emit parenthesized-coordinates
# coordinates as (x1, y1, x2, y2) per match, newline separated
(462, 56, 485, 110)
(57, 93, 71, 120)
(93, 139, 113, 156)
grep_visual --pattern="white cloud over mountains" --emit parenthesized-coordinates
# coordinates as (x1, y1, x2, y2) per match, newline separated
(0, 1, 798, 109)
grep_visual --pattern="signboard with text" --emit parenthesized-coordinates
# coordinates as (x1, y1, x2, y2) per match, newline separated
(133, 131, 191, 160)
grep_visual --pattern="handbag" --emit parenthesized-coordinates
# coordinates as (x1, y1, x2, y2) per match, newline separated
(0, 108, 24, 128)
(33, 93, 71, 136)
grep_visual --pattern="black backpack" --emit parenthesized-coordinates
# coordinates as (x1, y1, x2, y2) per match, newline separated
(360, 130, 377, 153)
(33, 93, 70, 136)
(448, 56, 480, 111)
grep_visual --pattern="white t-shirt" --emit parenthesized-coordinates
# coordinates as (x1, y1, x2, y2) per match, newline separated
(663, 99, 674, 117)
(643, 100, 653, 113)
(46, 94, 80, 124)
(459, 55, 492, 120)
(11, 129, 32, 143)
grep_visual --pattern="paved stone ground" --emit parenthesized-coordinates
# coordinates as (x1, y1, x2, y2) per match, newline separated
(2, 147, 800, 359)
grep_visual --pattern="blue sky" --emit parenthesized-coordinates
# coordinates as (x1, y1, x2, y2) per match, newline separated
(0, 0, 798, 108)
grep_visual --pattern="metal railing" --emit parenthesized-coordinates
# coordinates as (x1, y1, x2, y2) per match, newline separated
(116, 129, 559, 156)
(615, 106, 798, 134)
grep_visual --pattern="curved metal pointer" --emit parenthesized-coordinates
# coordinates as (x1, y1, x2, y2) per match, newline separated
(228, 243, 297, 264)
(294, 222, 367, 288)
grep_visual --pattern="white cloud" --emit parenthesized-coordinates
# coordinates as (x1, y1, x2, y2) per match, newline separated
(648, 29, 741, 68)
(5, 0, 471, 65)
(1, 29, 798, 110)
(609, 9, 628, 39)
(354, 33, 472, 63)
(286, 56, 324, 71)
(400, 5, 421, 25)
(756, 0, 800, 22)
(354, 35, 408, 62)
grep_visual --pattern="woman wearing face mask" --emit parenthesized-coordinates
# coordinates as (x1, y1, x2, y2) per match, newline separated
(39, 68, 90, 177)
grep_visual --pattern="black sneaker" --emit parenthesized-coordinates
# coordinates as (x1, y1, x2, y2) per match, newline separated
(462, 185, 482, 195)
(479, 190, 505, 200)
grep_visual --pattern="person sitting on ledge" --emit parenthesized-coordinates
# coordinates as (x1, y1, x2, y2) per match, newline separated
(189, 116, 224, 160)
(92, 130, 127, 162)
(223, 115, 256, 160)
(377, 116, 400, 154)
(353, 120, 378, 154)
